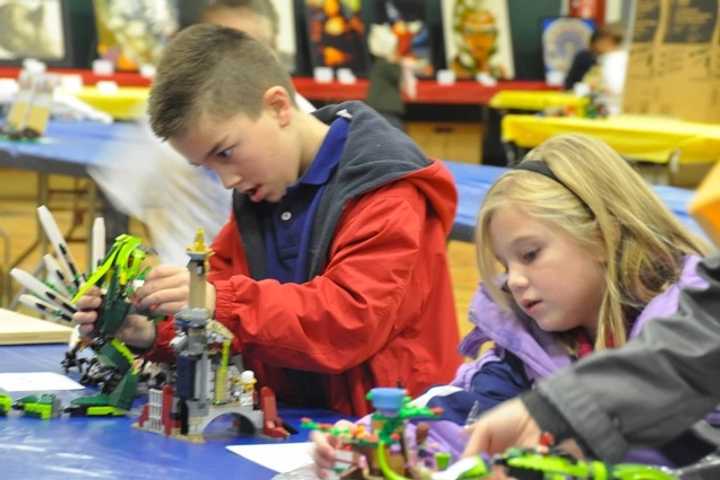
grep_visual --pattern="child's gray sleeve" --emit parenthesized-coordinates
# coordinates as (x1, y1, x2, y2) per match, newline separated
(525, 255, 720, 462)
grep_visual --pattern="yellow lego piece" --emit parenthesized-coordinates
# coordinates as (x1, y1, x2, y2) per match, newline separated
(690, 162, 720, 247)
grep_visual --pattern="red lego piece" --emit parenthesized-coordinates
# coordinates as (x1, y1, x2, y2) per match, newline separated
(137, 404, 149, 427)
(162, 384, 174, 436)
(260, 386, 290, 438)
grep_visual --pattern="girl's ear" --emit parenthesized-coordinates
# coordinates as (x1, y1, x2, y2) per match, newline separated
(262, 86, 293, 127)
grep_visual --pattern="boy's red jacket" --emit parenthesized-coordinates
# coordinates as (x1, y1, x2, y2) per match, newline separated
(150, 103, 461, 416)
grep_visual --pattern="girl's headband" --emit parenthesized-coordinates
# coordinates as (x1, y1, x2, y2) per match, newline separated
(513, 160, 593, 216)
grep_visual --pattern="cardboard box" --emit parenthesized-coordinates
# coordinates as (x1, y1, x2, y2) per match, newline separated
(654, 0, 719, 122)
(624, 0, 720, 123)
(623, 0, 668, 115)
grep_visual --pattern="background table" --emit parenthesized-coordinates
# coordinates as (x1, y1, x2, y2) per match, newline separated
(489, 90, 588, 112)
(443, 161, 704, 243)
(0, 343, 340, 480)
(502, 114, 720, 166)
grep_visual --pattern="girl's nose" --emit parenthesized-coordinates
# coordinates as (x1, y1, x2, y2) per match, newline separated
(506, 266, 529, 292)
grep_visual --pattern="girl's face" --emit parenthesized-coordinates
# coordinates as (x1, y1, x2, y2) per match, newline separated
(489, 206, 606, 339)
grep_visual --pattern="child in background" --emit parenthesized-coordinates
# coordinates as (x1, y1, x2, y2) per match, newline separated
(75, 24, 461, 417)
(365, 23, 418, 131)
(313, 134, 710, 474)
(564, 23, 624, 91)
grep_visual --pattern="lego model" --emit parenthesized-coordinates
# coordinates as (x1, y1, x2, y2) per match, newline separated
(134, 229, 290, 442)
(302, 387, 450, 479)
(3, 60, 55, 139)
(11, 206, 152, 417)
(302, 387, 677, 480)
(12, 393, 62, 420)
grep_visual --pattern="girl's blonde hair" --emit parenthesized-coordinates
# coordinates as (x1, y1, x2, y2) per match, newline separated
(476, 134, 709, 350)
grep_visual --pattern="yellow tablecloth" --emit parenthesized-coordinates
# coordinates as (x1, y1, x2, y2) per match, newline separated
(502, 114, 720, 165)
(489, 90, 587, 111)
(76, 86, 149, 120)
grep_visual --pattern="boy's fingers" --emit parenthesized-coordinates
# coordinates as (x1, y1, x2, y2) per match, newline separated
(73, 310, 97, 325)
(76, 295, 102, 310)
(137, 288, 188, 311)
(146, 265, 186, 281)
(135, 275, 188, 301)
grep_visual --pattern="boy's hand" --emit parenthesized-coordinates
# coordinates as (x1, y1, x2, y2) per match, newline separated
(134, 265, 216, 314)
(74, 286, 103, 336)
(73, 286, 156, 349)
(134, 265, 190, 315)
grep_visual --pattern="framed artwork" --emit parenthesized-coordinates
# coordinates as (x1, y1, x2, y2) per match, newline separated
(93, 0, 179, 71)
(304, 0, 369, 76)
(542, 16, 595, 86)
(0, 0, 74, 67)
(269, 0, 297, 73)
(370, 0, 434, 77)
(441, 0, 515, 80)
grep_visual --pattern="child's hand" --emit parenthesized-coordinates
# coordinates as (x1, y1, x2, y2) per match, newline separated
(74, 286, 103, 336)
(312, 420, 354, 478)
(73, 286, 156, 349)
(134, 265, 192, 315)
(462, 398, 542, 457)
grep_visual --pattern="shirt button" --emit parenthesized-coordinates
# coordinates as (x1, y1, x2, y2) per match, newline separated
(280, 211, 292, 221)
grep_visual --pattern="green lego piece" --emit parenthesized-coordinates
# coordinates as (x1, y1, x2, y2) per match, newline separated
(435, 451, 451, 471)
(500, 448, 676, 480)
(13, 393, 62, 420)
(85, 406, 127, 417)
(611, 463, 677, 480)
(0, 390, 12, 416)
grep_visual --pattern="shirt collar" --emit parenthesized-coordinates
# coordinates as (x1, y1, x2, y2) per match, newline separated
(298, 115, 349, 186)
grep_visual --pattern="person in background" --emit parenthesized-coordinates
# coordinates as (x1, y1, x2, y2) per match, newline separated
(75, 24, 462, 417)
(564, 23, 623, 91)
(462, 254, 720, 466)
(91, 0, 312, 265)
(365, 23, 418, 131)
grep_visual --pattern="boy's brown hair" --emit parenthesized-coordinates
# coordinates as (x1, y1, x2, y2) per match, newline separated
(148, 23, 296, 140)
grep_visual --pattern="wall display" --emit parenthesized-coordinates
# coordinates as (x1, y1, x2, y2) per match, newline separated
(441, 0, 515, 79)
(304, 0, 368, 75)
(0, 0, 73, 66)
(541, 16, 595, 86)
(93, 0, 179, 71)
(371, 0, 433, 77)
(270, 0, 298, 73)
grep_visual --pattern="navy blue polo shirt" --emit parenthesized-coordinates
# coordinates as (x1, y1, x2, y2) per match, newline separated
(258, 116, 349, 283)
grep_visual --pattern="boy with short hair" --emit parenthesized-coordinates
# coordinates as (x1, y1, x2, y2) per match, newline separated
(76, 24, 461, 416)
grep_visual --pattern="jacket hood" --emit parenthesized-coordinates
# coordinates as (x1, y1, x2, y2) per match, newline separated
(306, 101, 457, 276)
(312, 101, 457, 236)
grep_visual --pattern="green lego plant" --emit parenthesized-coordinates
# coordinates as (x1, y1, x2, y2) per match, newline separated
(65, 234, 152, 416)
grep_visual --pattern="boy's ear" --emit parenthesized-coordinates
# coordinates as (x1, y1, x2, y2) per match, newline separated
(262, 86, 293, 127)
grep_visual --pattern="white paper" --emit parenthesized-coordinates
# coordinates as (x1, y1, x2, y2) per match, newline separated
(0, 372, 84, 392)
(227, 442, 314, 473)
